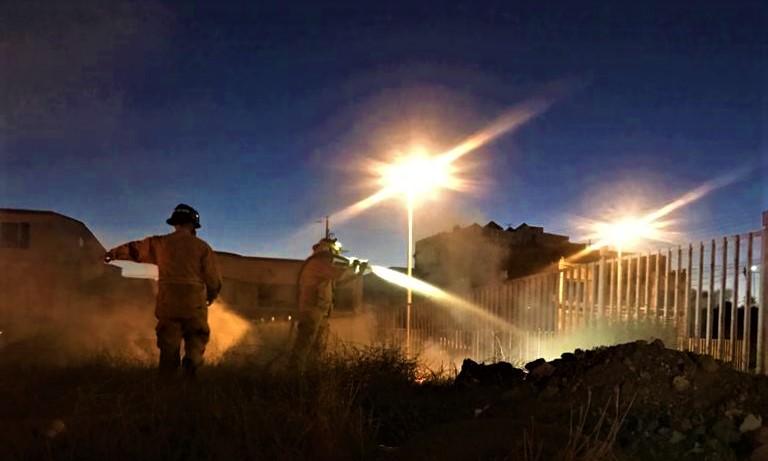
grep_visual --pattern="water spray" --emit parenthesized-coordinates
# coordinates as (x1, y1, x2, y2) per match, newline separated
(334, 247, 517, 331)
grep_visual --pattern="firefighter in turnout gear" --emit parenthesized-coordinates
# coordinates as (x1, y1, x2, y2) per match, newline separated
(291, 238, 365, 365)
(105, 204, 222, 377)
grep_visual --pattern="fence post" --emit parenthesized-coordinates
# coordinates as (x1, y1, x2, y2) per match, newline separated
(758, 211, 768, 373)
(597, 250, 606, 318)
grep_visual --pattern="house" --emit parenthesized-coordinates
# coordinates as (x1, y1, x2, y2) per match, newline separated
(0, 208, 155, 331)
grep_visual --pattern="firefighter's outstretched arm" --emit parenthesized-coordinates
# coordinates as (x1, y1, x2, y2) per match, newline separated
(104, 237, 157, 264)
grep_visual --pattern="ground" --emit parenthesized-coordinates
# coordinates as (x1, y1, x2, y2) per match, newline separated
(3, 335, 768, 461)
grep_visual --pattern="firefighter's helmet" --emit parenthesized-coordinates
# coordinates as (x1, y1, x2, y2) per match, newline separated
(166, 203, 201, 229)
(313, 238, 342, 255)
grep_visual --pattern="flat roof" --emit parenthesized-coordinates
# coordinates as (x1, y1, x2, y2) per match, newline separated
(0, 208, 102, 243)
(215, 251, 302, 264)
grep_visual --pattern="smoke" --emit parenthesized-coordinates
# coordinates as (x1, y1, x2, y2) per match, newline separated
(415, 340, 462, 372)
(0, 280, 252, 367)
(535, 318, 678, 362)
(206, 301, 252, 363)
(0, 292, 157, 366)
(328, 310, 379, 347)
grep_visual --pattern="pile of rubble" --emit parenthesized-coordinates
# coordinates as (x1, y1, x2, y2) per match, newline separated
(456, 340, 768, 460)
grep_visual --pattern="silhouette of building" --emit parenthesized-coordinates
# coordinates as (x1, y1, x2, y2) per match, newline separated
(415, 221, 595, 293)
(216, 252, 362, 320)
(0, 209, 363, 335)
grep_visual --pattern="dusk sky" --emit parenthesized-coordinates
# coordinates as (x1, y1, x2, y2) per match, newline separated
(1, 1, 765, 269)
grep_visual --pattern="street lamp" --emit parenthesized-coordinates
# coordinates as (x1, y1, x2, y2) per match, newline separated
(582, 215, 671, 309)
(375, 150, 461, 352)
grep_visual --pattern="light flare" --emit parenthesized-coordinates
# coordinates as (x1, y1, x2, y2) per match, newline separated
(375, 152, 462, 198)
(330, 97, 555, 224)
(568, 168, 751, 261)
(588, 216, 673, 250)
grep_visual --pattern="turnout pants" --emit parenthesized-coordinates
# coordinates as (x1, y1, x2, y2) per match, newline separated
(290, 309, 329, 365)
(156, 307, 210, 374)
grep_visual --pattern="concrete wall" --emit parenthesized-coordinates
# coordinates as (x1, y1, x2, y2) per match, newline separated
(216, 252, 363, 319)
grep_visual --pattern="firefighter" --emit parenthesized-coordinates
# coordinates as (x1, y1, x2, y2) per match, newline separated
(104, 204, 222, 377)
(291, 238, 364, 365)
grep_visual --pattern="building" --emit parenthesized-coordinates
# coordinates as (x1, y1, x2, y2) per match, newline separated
(0, 209, 155, 333)
(216, 252, 363, 320)
(0, 209, 364, 336)
(415, 221, 594, 293)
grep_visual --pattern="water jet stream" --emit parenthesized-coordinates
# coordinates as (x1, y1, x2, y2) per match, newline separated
(370, 265, 523, 335)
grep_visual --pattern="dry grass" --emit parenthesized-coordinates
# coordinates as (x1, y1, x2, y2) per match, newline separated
(0, 345, 426, 461)
(522, 386, 634, 461)
(560, 387, 635, 461)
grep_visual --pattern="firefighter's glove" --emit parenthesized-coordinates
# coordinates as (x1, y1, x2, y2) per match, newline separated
(350, 259, 360, 273)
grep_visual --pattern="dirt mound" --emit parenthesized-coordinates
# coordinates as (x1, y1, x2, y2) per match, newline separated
(455, 340, 768, 460)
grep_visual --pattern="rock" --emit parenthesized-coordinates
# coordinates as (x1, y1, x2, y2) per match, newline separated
(456, 359, 525, 387)
(524, 358, 546, 371)
(679, 418, 693, 432)
(712, 418, 741, 444)
(753, 426, 768, 445)
(741, 414, 763, 433)
(698, 356, 719, 373)
(529, 363, 556, 379)
(541, 385, 559, 398)
(752, 444, 768, 461)
(44, 419, 66, 439)
(672, 375, 690, 392)
(669, 430, 686, 444)
(473, 404, 490, 418)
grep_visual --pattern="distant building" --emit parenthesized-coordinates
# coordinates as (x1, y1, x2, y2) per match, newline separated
(0, 209, 363, 334)
(415, 221, 595, 293)
(216, 252, 363, 320)
(0, 209, 155, 331)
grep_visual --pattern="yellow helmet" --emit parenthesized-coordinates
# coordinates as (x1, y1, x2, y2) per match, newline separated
(312, 238, 342, 255)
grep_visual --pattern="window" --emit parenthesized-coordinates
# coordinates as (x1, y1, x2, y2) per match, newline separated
(0, 222, 30, 248)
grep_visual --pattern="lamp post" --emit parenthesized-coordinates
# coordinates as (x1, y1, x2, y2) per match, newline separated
(406, 192, 414, 352)
(374, 151, 463, 354)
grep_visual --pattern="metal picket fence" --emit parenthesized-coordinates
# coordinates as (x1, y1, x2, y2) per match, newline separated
(383, 212, 767, 372)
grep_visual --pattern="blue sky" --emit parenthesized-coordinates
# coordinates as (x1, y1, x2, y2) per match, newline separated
(1, 1, 765, 267)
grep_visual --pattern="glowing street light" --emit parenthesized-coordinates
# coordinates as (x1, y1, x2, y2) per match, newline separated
(579, 214, 673, 311)
(317, 97, 563, 353)
(374, 149, 462, 352)
(590, 216, 668, 252)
